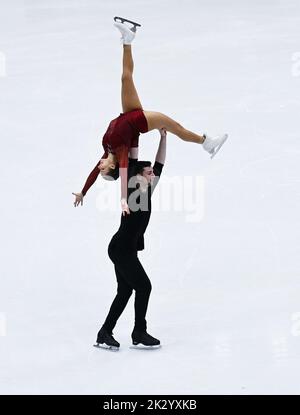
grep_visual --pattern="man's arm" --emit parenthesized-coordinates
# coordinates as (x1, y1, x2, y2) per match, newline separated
(155, 128, 166, 165)
(151, 129, 167, 194)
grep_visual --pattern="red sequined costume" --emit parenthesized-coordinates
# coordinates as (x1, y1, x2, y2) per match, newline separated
(81, 109, 148, 196)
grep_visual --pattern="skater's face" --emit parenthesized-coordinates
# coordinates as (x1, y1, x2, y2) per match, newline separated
(142, 166, 155, 185)
(98, 158, 116, 176)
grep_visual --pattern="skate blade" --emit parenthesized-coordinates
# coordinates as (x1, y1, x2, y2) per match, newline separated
(130, 344, 161, 350)
(114, 16, 141, 31)
(211, 134, 228, 159)
(93, 343, 119, 351)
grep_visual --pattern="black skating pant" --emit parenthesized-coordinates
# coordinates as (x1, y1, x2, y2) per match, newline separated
(102, 241, 152, 334)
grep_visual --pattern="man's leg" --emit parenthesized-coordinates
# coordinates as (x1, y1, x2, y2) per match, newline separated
(121, 45, 143, 113)
(115, 253, 152, 332)
(142, 110, 205, 144)
(132, 257, 152, 332)
(102, 265, 133, 334)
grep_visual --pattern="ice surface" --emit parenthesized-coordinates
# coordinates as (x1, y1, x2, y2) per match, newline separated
(0, 0, 300, 395)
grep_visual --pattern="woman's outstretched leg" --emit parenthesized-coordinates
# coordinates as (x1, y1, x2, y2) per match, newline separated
(114, 21, 143, 112)
(114, 20, 228, 156)
(121, 45, 143, 113)
(143, 110, 205, 144)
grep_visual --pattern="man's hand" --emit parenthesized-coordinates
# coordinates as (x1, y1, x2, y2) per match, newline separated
(72, 192, 83, 207)
(121, 198, 130, 216)
(159, 127, 167, 138)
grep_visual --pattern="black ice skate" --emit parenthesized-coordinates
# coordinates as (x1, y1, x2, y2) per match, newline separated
(93, 326, 120, 351)
(131, 330, 161, 349)
(113, 16, 141, 32)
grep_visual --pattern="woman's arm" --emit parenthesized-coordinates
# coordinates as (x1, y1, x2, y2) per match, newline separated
(115, 146, 130, 215)
(72, 157, 102, 207)
(120, 167, 128, 200)
(120, 169, 130, 215)
(81, 158, 102, 196)
(129, 146, 139, 160)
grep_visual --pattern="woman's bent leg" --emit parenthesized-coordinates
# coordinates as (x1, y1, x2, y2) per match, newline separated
(143, 110, 205, 144)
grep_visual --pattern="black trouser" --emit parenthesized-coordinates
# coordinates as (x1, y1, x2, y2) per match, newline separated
(102, 240, 152, 334)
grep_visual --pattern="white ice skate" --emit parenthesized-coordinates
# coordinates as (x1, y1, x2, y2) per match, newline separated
(202, 133, 228, 159)
(114, 19, 139, 45)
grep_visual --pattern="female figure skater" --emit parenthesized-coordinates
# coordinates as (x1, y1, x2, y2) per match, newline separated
(72, 18, 228, 214)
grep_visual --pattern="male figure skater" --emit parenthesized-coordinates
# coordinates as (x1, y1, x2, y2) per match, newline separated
(93, 128, 166, 350)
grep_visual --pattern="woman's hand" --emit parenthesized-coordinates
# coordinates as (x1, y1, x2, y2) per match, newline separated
(121, 198, 130, 216)
(72, 192, 83, 207)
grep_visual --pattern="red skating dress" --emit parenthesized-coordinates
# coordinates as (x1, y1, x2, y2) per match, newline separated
(81, 109, 148, 196)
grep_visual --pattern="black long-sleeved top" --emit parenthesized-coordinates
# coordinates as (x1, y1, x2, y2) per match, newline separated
(110, 158, 164, 252)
